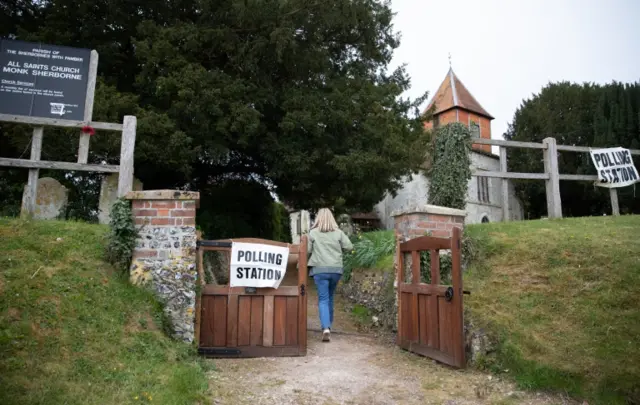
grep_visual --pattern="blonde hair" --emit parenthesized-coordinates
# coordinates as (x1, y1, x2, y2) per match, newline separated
(312, 208, 339, 232)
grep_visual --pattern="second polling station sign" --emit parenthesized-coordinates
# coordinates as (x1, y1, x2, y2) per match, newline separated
(589, 147, 639, 188)
(230, 242, 290, 289)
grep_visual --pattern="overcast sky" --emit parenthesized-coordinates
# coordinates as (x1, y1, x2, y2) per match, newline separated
(390, 0, 640, 148)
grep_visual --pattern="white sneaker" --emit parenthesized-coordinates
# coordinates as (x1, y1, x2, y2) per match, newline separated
(322, 328, 331, 342)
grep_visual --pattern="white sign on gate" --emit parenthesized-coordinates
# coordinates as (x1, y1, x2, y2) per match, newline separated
(230, 242, 290, 289)
(589, 147, 639, 188)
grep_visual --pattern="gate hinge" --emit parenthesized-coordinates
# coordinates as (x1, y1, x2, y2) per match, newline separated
(300, 283, 306, 296)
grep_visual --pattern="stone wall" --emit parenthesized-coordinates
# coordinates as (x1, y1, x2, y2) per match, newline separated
(126, 190, 200, 343)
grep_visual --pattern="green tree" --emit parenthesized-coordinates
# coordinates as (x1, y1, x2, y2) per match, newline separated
(505, 81, 640, 218)
(1, 0, 429, 236)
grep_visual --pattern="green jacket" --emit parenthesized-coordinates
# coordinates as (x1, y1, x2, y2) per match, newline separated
(306, 228, 353, 269)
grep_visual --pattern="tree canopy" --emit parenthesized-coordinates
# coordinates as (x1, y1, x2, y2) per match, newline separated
(0, 0, 430, 236)
(505, 81, 640, 218)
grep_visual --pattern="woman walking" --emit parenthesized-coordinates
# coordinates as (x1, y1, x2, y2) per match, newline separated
(307, 208, 353, 342)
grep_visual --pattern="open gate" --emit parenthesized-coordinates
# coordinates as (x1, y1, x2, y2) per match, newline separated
(195, 237, 308, 357)
(396, 227, 466, 368)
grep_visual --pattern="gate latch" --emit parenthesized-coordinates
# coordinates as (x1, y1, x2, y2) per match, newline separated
(445, 286, 454, 302)
(245, 287, 257, 294)
(300, 284, 306, 296)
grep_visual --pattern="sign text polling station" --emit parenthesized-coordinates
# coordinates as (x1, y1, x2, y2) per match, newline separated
(589, 147, 639, 188)
(230, 242, 290, 289)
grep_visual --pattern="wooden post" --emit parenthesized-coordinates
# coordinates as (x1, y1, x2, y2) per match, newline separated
(609, 188, 620, 216)
(499, 146, 509, 221)
(542, 137, 563, 219)
(20, 127, 44, 218)
(117, 115, 136, 197)
(77, 50, 98, 164)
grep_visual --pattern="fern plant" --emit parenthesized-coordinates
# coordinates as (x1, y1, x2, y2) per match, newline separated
(106, 198, 138, 273)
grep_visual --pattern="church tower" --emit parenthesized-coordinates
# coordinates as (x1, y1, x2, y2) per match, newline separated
(424, 68, 494, 153)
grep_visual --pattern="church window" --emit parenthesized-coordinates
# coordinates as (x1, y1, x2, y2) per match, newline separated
(477, 175, 490, 203)
(470, 121, 480, 138)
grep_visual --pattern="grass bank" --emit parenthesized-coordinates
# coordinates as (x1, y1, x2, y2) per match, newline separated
(465, 216, 640, 404)
(0, 218, 210, 405)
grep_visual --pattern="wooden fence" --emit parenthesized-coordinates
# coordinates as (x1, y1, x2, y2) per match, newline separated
(471, 137, 640, 220)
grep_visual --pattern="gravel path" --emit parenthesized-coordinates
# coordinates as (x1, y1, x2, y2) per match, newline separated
(207, 289, 578, 405)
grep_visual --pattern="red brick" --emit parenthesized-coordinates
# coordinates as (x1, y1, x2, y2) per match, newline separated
(437, 222, 449, 229)
(151, 201, 176, 209)
(132, 200, 146, 209)
(182, 201, 197, 209)
(431, 214, 450, 222)
(133, 209, 157, 217)
(157, 209, 170, 217)
(151, 217, 175, 226)
(453, 217, 465, 224)
(431, 230, 449, 238)
(182, 217, 196, 226)
(171, 209, 195, 217)
(134, 249, 157, 258)
(135, 217, 148, 225)
(174, 218, 182, 226)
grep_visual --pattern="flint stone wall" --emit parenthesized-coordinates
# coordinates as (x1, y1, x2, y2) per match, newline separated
(126, 190, 200, 343)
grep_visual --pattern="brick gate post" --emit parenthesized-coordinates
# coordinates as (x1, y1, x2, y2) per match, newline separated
(125, 190, 200, 343)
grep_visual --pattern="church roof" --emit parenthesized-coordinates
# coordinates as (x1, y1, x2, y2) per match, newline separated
(424, 68, 494, 119)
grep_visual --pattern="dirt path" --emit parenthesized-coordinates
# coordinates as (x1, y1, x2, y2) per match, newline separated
(207, 289, 576, 405)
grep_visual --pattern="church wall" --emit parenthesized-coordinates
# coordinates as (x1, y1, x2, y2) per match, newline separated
(374, 172, 430, 229)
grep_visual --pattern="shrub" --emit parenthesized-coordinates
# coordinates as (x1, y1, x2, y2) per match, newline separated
(106, 198, 138, 273)
(343, 230, 395, 281)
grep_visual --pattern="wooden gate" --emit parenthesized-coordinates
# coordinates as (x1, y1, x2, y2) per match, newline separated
(396, 227, 466, 368)
(195, 237, 308, 357)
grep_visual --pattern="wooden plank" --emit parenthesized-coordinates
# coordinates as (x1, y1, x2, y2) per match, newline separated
(200, 296, 214, 347)
(398, 283, 448, 295)
(471, 137, 547, 149)
(263, 295, 275, 347)
(428, 295, 439, 349)
(285, 296, 298, 345)
(610, 188, 620, 216)
(450, 226, 466, 368)
(77, 50, 98, 164)
(0, 157, 119, 173)
(297, 235, 308, 354)
(202, 285, 299, 296)
(430, 250, 440, 285)
(20, 127, 43, 219)
(213, 296, 227, 347)
(438, 296, 452, 356)
(558, 174, 598, 181)
(410, 250, 420, 284)
(418, 294, 429, 346)
(398, 341, 456, 366)
(543, 137, 563, 219)
(194, 249, 204, 346)
(400, 292, 412, 345)
(117, 115, 136, 197)
(411, 291, 419, 343)
(250, 296, 264, 346)
(273, 296, 287, 346)
(472, 170, 549, 180)
(198, 346, 301, 358)
(500, 146, 510, 222)
(557, 144, 640, 155)
(237, 296, 252, 346)
(0, 113, 124, 131)
(226, 295, 239, 347)
(400, 235, 450, 252)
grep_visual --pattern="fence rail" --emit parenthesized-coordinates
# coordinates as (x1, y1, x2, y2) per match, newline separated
(471, 137, 640, 220)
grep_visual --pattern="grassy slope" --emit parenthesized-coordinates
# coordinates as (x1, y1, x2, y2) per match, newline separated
(465, 216, 640, 404)
(0, 219, 210, 405)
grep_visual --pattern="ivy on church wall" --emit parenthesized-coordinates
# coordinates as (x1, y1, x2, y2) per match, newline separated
(426, 122, 472, 210)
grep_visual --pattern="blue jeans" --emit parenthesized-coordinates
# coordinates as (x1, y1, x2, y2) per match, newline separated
(313, 273, 342, 330)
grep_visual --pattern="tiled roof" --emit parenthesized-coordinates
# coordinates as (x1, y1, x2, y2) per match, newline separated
(424, 68, 494, 119)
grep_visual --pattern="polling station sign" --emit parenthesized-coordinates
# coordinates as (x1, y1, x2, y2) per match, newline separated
(230, 242, 290, 289)
(0, 39, 91, 120)
(589, 147, 639, 188)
